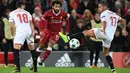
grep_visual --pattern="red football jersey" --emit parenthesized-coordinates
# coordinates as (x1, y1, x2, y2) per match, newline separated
(41, 9, 68, 33)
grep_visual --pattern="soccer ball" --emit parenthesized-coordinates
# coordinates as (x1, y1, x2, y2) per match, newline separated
(69, 38, 80, 49)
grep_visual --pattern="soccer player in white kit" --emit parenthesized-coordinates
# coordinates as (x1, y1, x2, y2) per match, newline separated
(9, 1, 37, 73)
(59, 1, 128, 73)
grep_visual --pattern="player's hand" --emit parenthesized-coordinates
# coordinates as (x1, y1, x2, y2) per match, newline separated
(122, 30, 128, 37)
(2, 38, 6, 44)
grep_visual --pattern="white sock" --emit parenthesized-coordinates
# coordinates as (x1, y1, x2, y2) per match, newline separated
(36, 47, 42, 52)
(47, 47, 52, 51)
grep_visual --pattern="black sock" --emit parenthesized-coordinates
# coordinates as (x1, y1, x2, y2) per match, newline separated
(4, 51, 8, 66)
(94, 53, 99, 66)
(3, 44, 8, 66)
(30, 50, 37, 70)
(106, 55, 115, 71)
(94, 49, 100, 66)
(69, 32, 85, 40)
(90, 51, 94, 66)
(13, 49, 20, 71)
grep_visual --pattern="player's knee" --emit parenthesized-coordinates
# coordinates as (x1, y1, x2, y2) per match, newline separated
(103, 46, 110, 56)
(84, 29, 95, 37)
(48, 40, 56, 47)
(103, 52, 109, 56)
(83, 30, 88, 36)
(14, 44, 22, 50)
(39, 43, 45, 48)
(28, 44, 35, 51)
(48, 43, 53, 47)
(29, 48, 35, 51)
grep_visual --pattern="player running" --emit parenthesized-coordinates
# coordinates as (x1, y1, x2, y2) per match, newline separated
(59, 1, 128, 73)
(9, 1, 37, 73)
(35, 0, 69, 65)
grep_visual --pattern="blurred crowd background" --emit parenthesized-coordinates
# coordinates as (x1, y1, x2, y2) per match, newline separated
(0, 0, 130, 52)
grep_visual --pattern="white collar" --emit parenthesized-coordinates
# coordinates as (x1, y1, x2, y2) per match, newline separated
(52, 10, 61, 16)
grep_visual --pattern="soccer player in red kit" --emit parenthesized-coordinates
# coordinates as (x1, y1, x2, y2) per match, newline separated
(36, 0, 69, 65)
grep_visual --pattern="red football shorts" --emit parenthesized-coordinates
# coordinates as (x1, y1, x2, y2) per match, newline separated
(39, 32, 59, 45)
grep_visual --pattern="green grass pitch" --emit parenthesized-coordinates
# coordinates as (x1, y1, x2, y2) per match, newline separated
(0, 67, 129, 73)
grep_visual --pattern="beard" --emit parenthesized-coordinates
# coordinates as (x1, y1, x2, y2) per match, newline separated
(54, 9, 59, 14)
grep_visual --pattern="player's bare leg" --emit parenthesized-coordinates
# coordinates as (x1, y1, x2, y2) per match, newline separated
(103, 47, 117, 73)
(12, 44, 22, 73)
(28, 43, 38, 72)
(39, 40, 55, 65)
(83, 29, 96, 37)
(59, 29, 95, 43)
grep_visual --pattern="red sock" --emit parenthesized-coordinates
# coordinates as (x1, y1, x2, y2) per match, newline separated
(41, 50, 51, 61)
(36, 47, 42, 56)
(36, 51, 41, 56)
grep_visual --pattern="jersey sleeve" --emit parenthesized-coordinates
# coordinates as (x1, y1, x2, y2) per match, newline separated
(100, 12, 107, 22)
(9, 12, 14, 22)
(63, 12, 70, 20)
(28, 12, 32, 21)
(116, 14, 122, 21)
(41, 12, 48, 21)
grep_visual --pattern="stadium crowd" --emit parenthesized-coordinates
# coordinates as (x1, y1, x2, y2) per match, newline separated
(0, 0, 130, 53)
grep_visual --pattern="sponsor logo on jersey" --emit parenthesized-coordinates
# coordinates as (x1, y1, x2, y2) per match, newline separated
(55, 53, 75, 67)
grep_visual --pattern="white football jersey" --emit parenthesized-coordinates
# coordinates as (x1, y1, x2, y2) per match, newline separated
(9, 9, 32, 32)
(100, 10, 121, 40)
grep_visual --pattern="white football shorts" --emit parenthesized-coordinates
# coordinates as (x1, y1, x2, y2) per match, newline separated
(92, 28, 113, 48)
(14, 31, 34, 45)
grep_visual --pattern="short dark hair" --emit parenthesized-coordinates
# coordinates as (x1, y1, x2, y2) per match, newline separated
(52, 0, 62, 6)
(16, 1, 25, 8)
(99, 1, 108, 7)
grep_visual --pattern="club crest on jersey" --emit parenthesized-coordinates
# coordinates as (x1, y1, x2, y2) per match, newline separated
(102, 16, 106, 18)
